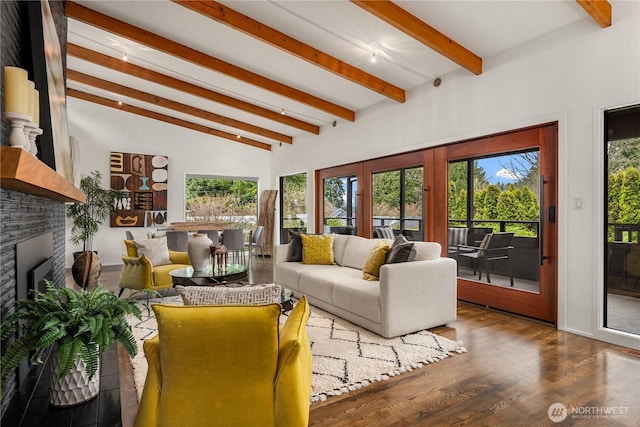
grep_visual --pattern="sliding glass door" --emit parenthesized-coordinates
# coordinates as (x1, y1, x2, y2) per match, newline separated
(604, 105, 640, 336)
(448, 151, 541, 293)
(437, 123, 558, 323)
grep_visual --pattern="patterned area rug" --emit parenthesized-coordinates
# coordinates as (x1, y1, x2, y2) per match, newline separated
(127, 296, 466, 403)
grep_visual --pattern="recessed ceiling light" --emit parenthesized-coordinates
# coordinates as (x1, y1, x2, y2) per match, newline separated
(370, 52, 377, 63)
(122, 53, 128, 61)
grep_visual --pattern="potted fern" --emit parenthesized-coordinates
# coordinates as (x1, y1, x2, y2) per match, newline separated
(1, 282, 144, 406)
(66, 170, 123, 288)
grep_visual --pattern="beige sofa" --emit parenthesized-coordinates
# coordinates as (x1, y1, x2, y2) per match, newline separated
(274, 234, 457, 338)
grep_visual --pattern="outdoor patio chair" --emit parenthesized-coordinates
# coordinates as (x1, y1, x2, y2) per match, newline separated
(458, 232, 515, 286)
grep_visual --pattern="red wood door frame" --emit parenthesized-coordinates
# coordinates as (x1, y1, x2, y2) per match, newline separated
(439, 123, 558, 324)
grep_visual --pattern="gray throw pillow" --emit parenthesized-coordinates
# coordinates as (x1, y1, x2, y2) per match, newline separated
(133, 236, 171, 266)
(287, 231, 303, 262)
(386, 234, 415, 264)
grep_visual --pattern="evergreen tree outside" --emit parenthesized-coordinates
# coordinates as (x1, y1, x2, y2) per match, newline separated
(448, 152, 541, 237)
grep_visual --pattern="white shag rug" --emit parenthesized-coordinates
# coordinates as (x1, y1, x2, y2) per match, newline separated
(127, 296, 466, 403)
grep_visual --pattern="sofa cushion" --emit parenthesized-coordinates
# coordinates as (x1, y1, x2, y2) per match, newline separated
(363, 242, 391, 280)
(152, 263, 191, 288)
(274, 262, 309, 292)
(342, 235, 388, 270)
(331, 279, 381, 323)
(386, 235, 415, 264)
(301, 234, 335, 265)
(411, 242, 442, 261)
(287, 231, 303, 262)
(448, 227, 468, 247)
(332, 234, 351, 266)
(298, 265, 356, 304)
(134, 237, 171, 266)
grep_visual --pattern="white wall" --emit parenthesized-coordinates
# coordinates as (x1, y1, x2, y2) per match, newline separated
(66, 99, 272, 267)
(271, 2, 640, 348)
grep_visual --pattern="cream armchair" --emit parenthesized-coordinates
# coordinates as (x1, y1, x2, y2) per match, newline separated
(118, 240, 191, 296)
(134, 296, 312, 427)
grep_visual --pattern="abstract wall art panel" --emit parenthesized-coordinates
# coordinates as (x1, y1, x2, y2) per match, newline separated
(110, 151, 168, 227)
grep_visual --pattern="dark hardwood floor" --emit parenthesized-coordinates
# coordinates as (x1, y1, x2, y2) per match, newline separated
(10, 260, 637, 426)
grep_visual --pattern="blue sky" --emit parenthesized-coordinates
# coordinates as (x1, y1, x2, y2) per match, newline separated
(477, 155, 527, 184)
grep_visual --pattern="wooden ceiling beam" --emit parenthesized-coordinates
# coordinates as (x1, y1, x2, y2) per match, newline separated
(67, 88, 272, 151)
(174, 0, 405, 103)
(67, 69, 293, 144)
(576, 0, 612, 28)
(65, 1, 355, 122)
(67, 44, 319, 135)
(351, 0, 482, 75)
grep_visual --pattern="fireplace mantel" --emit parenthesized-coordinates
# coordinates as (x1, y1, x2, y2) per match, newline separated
(0, 147, 85, 202)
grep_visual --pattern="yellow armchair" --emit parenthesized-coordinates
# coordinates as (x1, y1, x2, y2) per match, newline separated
(134, 296, 312, 427)
(118, 240, 191, 296)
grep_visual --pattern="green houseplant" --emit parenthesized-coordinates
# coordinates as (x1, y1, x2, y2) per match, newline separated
(66, 170, 123, 288)
(1, 282, 144, 406)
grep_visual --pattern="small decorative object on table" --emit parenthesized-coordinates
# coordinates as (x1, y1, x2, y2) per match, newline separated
(210, 243, 228, 271)
(187, 233, 213, 271)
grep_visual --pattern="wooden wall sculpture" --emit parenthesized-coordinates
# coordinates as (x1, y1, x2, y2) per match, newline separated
(258, 190, 277, 257)
(110, 151, 168, 228)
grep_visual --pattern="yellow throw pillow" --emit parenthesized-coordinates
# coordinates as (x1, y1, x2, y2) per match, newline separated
(363, 242, 391, 281)
(301, 234, 335, 265)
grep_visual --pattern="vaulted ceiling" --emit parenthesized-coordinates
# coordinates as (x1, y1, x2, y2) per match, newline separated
(65, 0, 612, 151)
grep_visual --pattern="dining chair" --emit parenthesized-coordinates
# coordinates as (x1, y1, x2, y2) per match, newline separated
(164, 230, 189, 252)
(222, 228, 245, 265)
(198, 230, 220, 245)
(246, 225, 265, 267)
(458, 232, 515, 286)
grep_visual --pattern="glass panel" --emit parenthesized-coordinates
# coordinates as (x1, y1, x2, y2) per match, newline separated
(372, 170, 400, 231)
(372, 167, 423, 240)
(448, 161, 468, 227)
(324, 176, 357, 235)
(403, 167, 423, 241)
(185, 176, 257, 229)
(280, 173, 307, 243)
(448, 151, 541, 293)
(605, 105, 640, 336)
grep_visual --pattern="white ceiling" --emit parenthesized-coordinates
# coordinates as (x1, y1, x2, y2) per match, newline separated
(65, 0, 596, 150)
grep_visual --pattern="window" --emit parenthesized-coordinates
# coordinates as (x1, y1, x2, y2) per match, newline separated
(372, 167, 423, 240)
(604, 105, 640, 336)
(280, 173, 307, 243)
(448, 151, 541, 292)
(185, 176, 257, 228)
(323, 175, 357, 235)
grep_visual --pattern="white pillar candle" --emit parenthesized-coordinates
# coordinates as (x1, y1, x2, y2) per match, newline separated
(32, 88, 40, 126)
(26, 80, 35, 119)
(4, 66, 29, 115)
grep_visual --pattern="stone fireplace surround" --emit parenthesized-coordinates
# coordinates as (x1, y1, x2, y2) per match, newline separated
(0, 0, 69, 415)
